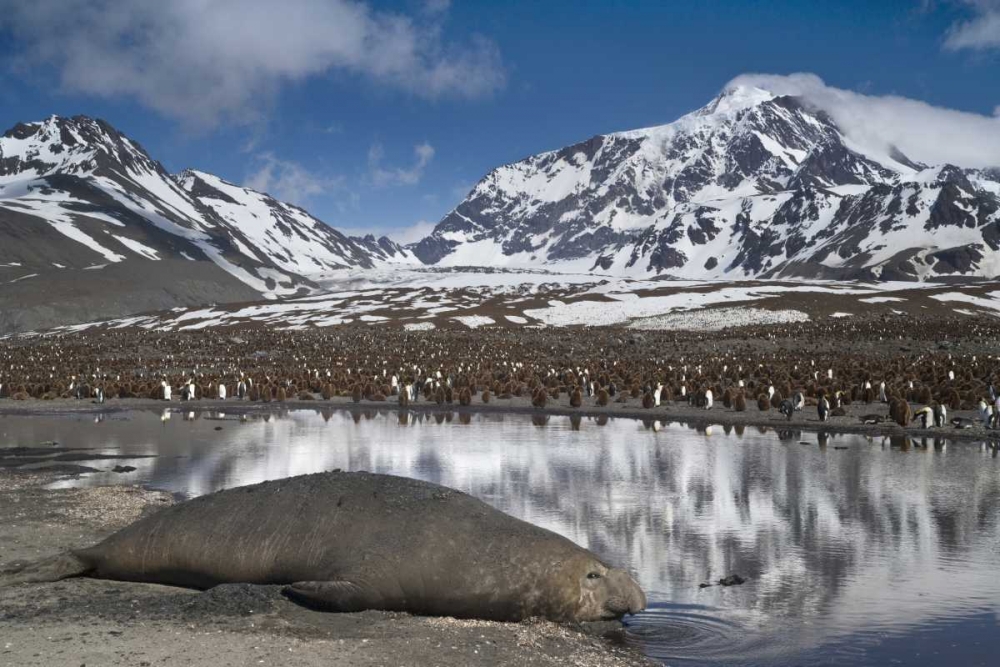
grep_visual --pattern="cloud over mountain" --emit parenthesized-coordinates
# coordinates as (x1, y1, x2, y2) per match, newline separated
(0, 0, 506, 127)
(726, 73, 1000, 169)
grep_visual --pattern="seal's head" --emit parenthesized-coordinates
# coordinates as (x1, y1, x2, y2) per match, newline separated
(548, 552, 647, 622)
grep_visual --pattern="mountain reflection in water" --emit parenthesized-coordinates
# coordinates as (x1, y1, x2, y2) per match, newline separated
(5, 408, 998, 666)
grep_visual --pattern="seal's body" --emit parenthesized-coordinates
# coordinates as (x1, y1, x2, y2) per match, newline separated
(2, 472, 645, 623)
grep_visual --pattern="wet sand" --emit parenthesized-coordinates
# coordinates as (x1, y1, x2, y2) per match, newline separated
(1, 394, 996, 443)
(0, 470, 653, 667)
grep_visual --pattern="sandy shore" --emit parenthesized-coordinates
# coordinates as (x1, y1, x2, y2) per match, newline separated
(1, 393, 997, 443)
(0, 470, 653, 667)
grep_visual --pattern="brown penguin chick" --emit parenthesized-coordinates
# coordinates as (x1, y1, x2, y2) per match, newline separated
(297, 391, 315, 401)
(398, 389, 409, 407)
(595, 387, 610, 407)
(445, 386, 454, 404)
(757, 394, 770, 411)
(946, 388, 962, 411)
(733, 392, 747, 412)
(351, 384, 363, 403)
(458, 387, 472, 406)
(569, 387, 582, 408)
(276, 386, 287, 403)
(370, 393, 386, 402)
(722, 388, 733, 409)
(898, 400, 912, 427)
(770, 389, 783, 409)
(481, 388, 491, 404)
(642, 391, 654, 409)
(532, 386, 548, 409)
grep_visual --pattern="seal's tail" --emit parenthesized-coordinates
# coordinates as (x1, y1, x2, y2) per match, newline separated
(0, 551, 90, 586)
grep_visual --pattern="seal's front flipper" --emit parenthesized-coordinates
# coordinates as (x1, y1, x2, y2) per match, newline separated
(283, 580, 385, 612)
(0, 551, 91, 586)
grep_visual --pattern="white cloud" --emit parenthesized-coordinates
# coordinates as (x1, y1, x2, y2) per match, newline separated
(423, 0, 452, 14)
(386, 220, 439, 244)
(725, 73, 1000, 169)
(0, 0, 505, 127)
(943, 0, 1000, 51)
(245, 153, 341, 205)
(995, 105, 1000, 117)
(369, 141, 436, 186)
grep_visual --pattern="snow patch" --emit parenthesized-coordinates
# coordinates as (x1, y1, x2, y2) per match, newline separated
(404, 321, 436, 331)
(629, 307, 809, 331)
(452, 315, 495, 328)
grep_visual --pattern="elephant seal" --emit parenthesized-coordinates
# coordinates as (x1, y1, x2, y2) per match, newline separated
(1, 471, 646, 623)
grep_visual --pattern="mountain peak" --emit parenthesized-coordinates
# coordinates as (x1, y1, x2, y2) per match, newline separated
(0, 112, 417, 323)
(703, 84, 778, 116)
(413, 83, 1000, 280)
(0, 114, 158, 183)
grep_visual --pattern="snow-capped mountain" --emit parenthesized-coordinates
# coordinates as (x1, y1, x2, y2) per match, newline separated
(176, 169, 418, 276)
(0, 115, 415, 297)
(412, 86, 1000, 280)
(0, 115, 417, 332)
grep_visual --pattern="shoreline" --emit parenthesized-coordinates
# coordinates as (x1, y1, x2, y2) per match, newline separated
(2, 395, 998, 443)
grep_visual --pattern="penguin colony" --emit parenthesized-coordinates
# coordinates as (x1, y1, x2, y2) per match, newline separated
(1, 315, 999, 431)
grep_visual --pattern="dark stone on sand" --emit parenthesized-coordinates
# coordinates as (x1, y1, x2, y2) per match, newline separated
(112, 465, 137, 473)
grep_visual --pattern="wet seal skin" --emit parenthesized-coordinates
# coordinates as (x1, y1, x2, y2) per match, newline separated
(0, 470, 646, 623)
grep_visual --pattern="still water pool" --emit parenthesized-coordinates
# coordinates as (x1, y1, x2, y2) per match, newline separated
(2, 408, 998, 666)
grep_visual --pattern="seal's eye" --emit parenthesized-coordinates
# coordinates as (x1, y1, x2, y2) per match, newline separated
(587, 572, 602, 580)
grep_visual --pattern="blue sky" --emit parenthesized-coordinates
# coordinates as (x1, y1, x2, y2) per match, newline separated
(0, 0, 998, 241)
